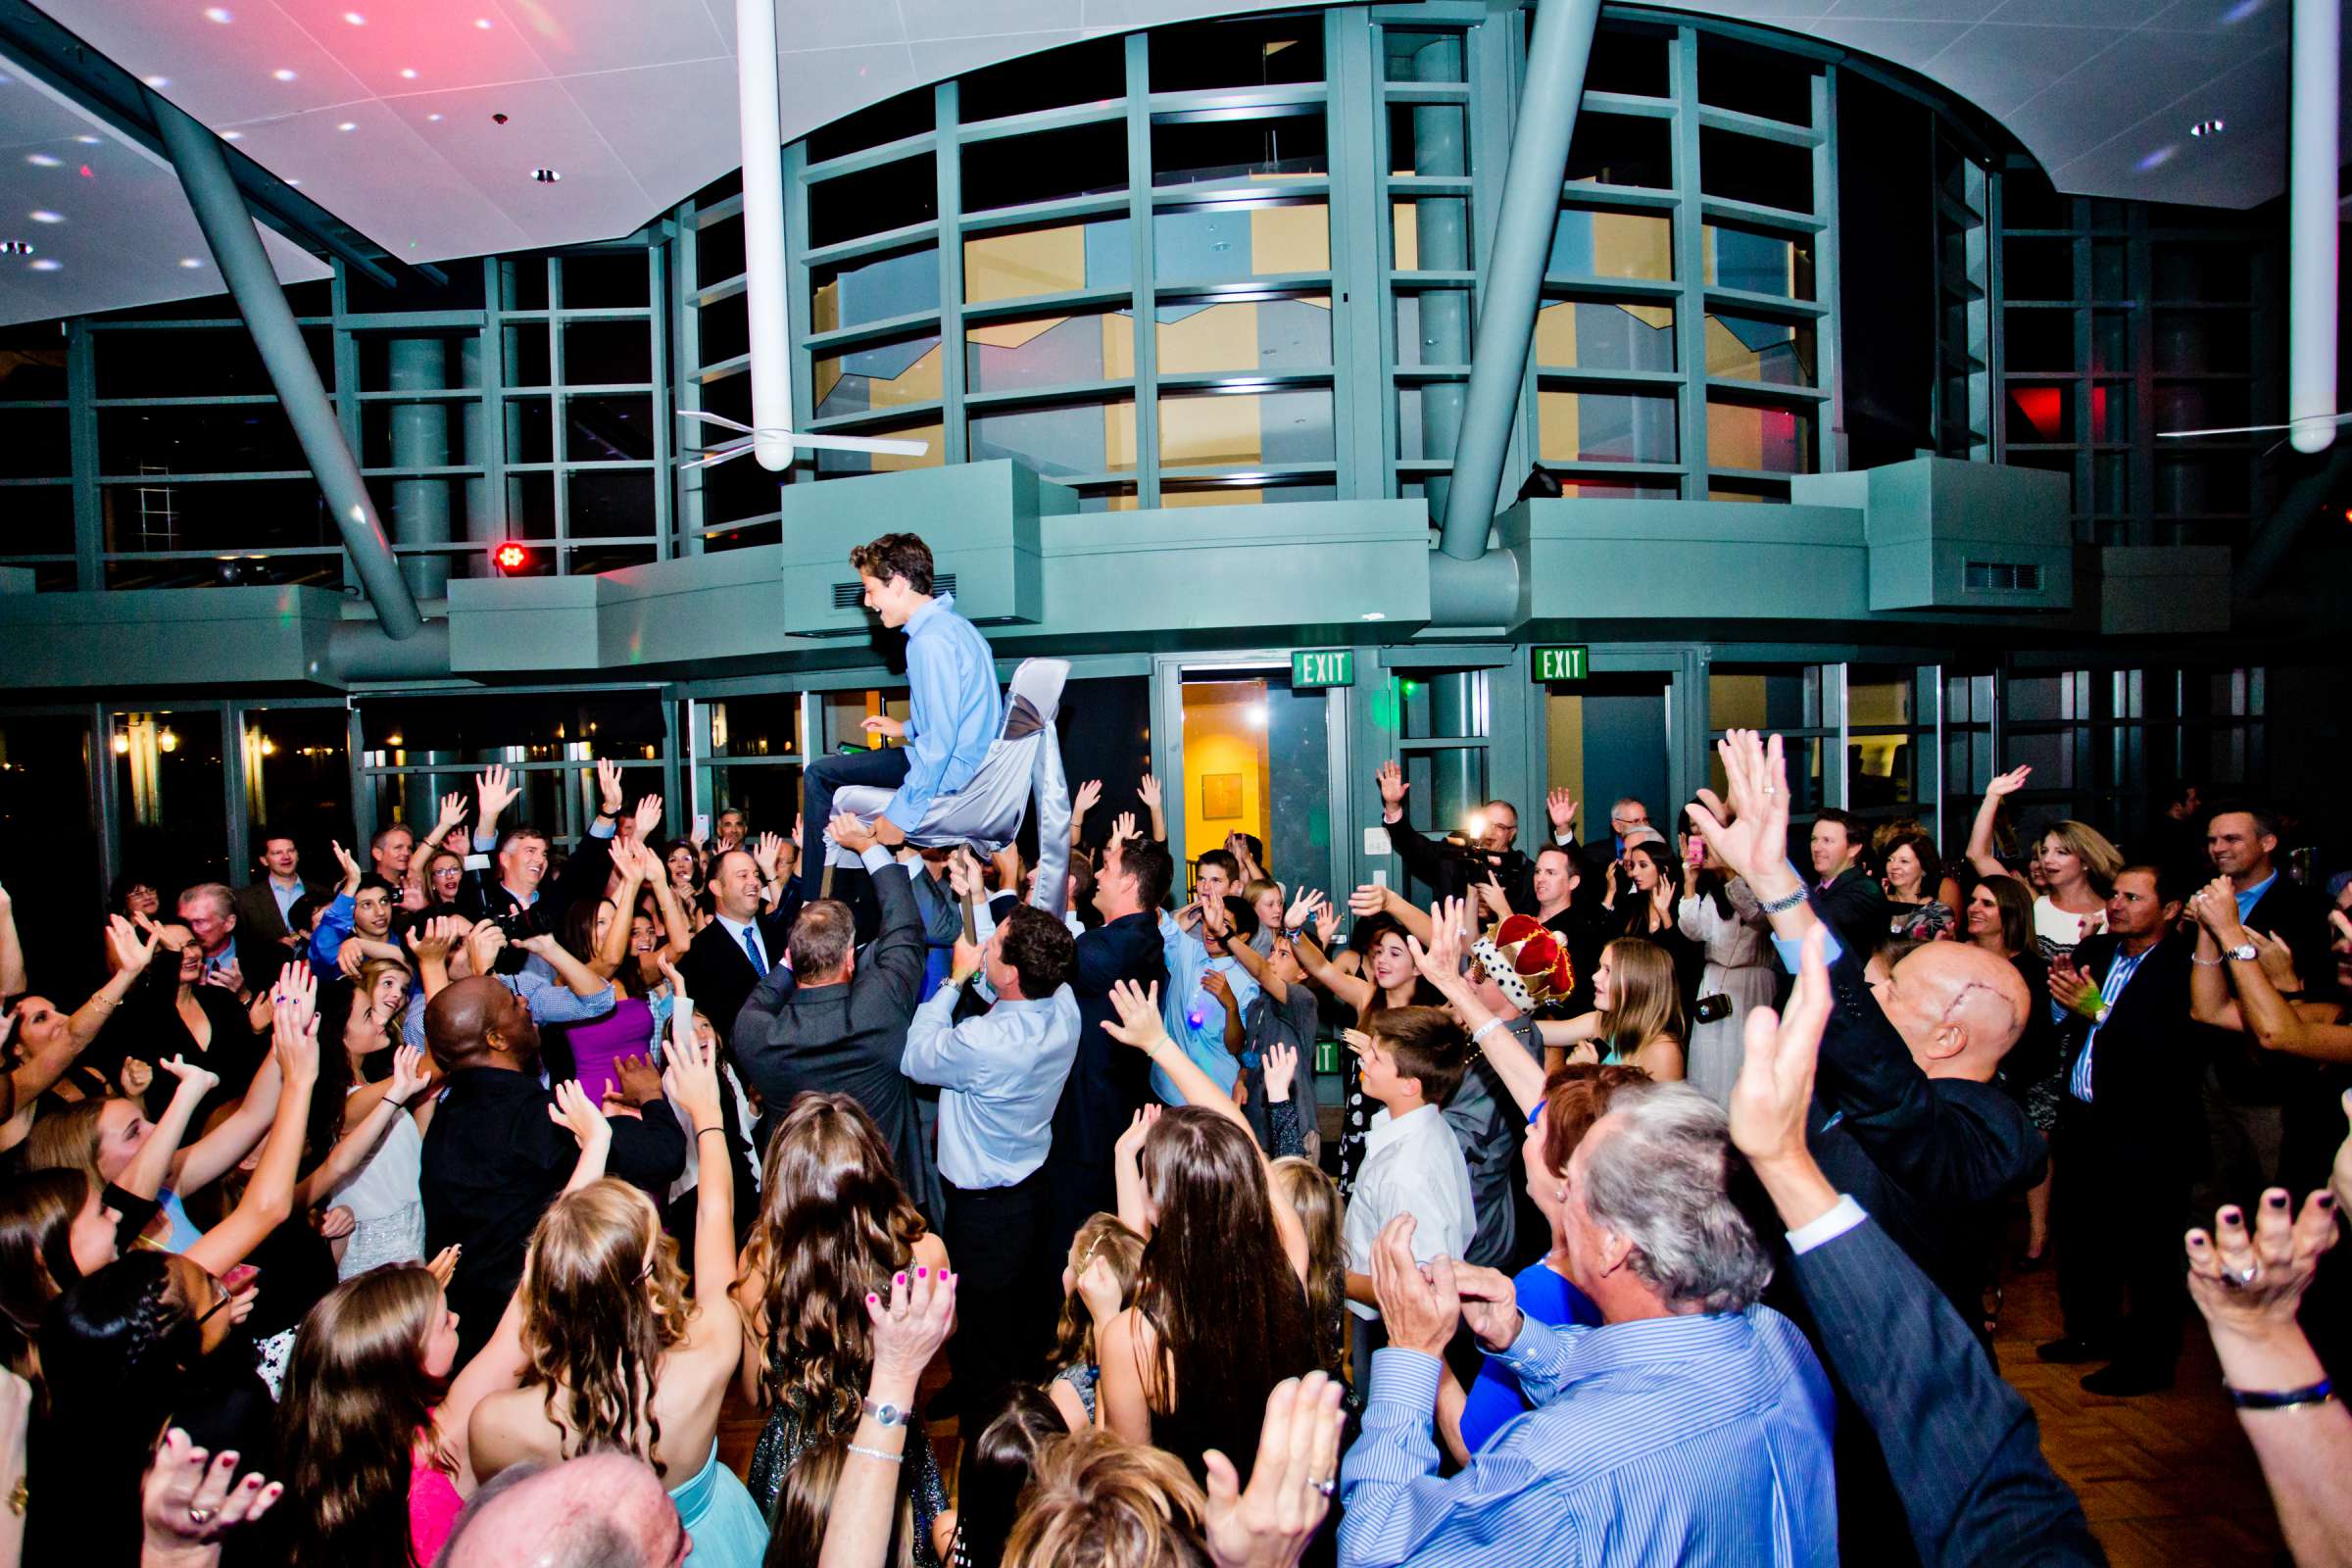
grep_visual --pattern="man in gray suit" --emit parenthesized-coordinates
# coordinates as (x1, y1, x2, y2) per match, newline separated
(731, 810, 942, 1227)
(232, 828, 325, 949)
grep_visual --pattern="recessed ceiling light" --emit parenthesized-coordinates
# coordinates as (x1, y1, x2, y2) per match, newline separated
(204, 6, 233, 21)
(144, 75, 171, 87)
(25, 153, 60, 167)
(530, 168, 561, 182)
(221, 129, 242, 140)
(179, 257, 203, 268)
(28, 211, 62, 223)
(285, 177, 301, 186)
(337, 122, 357, 131)
(400, 67, 417, 78)
(29, 259, 60, 271)
(343, 10, 366, 23)
(0, 240, 32, 256)
(75, 135, 100, 145)
(473, 16, 492, 26)
(272, 68, 297, 80)
(426, 112, 444, 122)
(2190, 118, 2225, 137)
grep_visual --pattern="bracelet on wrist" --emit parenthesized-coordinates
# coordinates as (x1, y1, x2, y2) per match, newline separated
(1756, 885, 1809, 915)
(2227, 1376, 2333, 1411)
(846, 1443, 905, 1463)
(696, 1124, 727, 1140)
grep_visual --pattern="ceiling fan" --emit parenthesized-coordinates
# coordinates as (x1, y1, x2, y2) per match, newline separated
(2158, 413, 2352, 444)
(675, 409, 929, 471)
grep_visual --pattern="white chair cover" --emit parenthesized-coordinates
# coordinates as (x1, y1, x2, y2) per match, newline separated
(826, 658, 1070, 862)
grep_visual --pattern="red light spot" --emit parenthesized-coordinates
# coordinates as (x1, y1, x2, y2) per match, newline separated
(79, 165, 94, 178)
(2010, 386, 2065, 441)
(493, 541, 531, 573)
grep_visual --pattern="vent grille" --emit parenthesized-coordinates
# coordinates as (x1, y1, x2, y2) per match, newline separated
(1963, 560, 2041, 593)
(832, 571, 955, 609)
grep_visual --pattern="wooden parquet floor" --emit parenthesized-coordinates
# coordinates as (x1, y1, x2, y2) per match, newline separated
(713, 1253, 2291, 1565)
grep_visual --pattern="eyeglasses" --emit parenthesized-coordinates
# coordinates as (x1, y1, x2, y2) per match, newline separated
(192, 1269, 233, 1328)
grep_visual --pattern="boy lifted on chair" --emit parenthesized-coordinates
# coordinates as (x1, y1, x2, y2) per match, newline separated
(799, 532, 1003, 901)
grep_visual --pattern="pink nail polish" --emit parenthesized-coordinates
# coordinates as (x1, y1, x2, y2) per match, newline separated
(915, 1266, 927, 1279)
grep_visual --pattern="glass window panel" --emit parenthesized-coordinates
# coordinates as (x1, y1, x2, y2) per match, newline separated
(1564, 113, 1672, 189)
(808, 85, 933, 164)
(113, 710, 229, 897)
(1537, 387, 1677, 464)
(1398, 669, 1489, 741)
(1382, 29, 1465, 82)
(506, 397, 554, 464)
(811, 246, 940, 333)
(2153, 243, 2250, 302)
(0, 714, 101, 979)
(711, 763, 803, 832)
(969, 399, 1138, 477)
(2151, 379, 2246, 436)
(1847, 673, 1914, 727)
(1709, 667, 1821, 731)
(566, 469, 656, 538)
(1075, 484, 1140, 511)
(0, 330, 68, 400)
(1584, 25, 1672, 96)
(2006, 308, 2076, 372)
(808, 155, 938, 248)
(95, 327, 330, 399)
(1159, 479, 1335, 507)
(2002, 237, 2074, 302)
(1159, 387, 1334, 466)
(565, 395, 656, 462)
(501, 472, 558, 545)
(566, 542, 656, 574)
(1696, 39, 1815, 125)
(1150, 14, 1323, 91)
(1392, 199, 1471, 270)
(1153, 296, 1330, 372)
(1545, 477, 1679, 500)
(562, 320, 652, 385)
(240, 706, 353, 860)
(1549, 209, 1672, 280)
(501, 260, 551, 312)
(98, 405, 306, 477)
(2090, 240, 2130, 301)
(966, 312, 1133, 393)
(2004, 382, 2074, 445)
(1535, 299, 1676, 371)
(964, 220, 1132, 306)
(815, 418, 944, 476)
(1387, 103, 1467, 177)
(960, 36, 1127, 122)
(2152, 310, 2249, 373)
(697, 290, 749, 368)
(0, 408, 69, 477)
(355, 334, 480, 394)
(1703, 222, 1814, 300)
(362, 692, 663, 755)
(1706, 398, 1814, 473)
(2089, 382, 2131, 444)
(1152, 113, 1326, 186)
(1153, 203, 1329, 284)
(1704, 312, 1814, 385)
(695, 212, 746, 289)
(506, 321, 552, 386)
(359, 400, 482, 469)
(815, 334, 944, 418)
(963, 122, 1128, 212)
(1395, 384, 1463, 461)
(2155, 454, 2247, 516)
(707, 694, 801, 760)
(559, 253, 652, 309)
(0, 484, 73, 555)
(1395, 290, 1472, 367)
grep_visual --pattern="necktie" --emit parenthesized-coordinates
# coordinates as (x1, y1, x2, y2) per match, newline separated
(742, 925, 767, 976)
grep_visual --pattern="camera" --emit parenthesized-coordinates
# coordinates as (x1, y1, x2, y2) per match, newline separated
(1693, 994, 1733, 1024)
(492, 904, 552, 944)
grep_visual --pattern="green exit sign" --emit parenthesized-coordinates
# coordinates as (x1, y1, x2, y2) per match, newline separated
(1531, 645, 1590, 683)
(1291, 649, 1355, 688)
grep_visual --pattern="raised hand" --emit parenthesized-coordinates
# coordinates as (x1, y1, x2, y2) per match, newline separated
(866, 1262, 956, 1395)
(1138, 774, 1162, 810)
(629, 793, 663, 845)
(270, 960, 318, 1033)
(1546, 787, 1579, 836)
(1200, 894, 1231, 940)
(1073, 778, 1102, 820)
(1374, 759, 1407, 809)
(1114, 1103, 1161, 1164)
(463, 920, 507, 981)
(474, 763, 519, 826)
(1347, 884, 1388, 918)
(1263, 1041, 1298, 1102)
(424, 1245, 462, 1289)
(432, 791, 468, 837)
(1200, 1371, 1345, 1568)
(662, 1018, 725, 1132)
(105, 912, 163, 977)
(1729, 925, 1831, 1172)
(1102, 979, 1170, 1053)
(329, 838, 363, 892)
(272, 1005, 321, 1085)
(143, 1429, 283, 1552)
(1688, 729, 1790, 887)
(2184, 1188, 2338, 1340)
(1984, 764, 2033, 801)
(547, 1078, 611, 1151)
(2188, 876, 2249, 941)
(1311, 900, 1338, 950)
(119, 1056, 155, 1098)
(1481, 874, 1513, 919)
(1078, 1252, 1125, 1324)
(1110, 809, 1139, 848)
(385, 1046, 431, 1107)
(595, 758, 625, 818)
(612, 1053, 663, 1108)
(158, 1053, 221, 1103)
(1283, 889, 1323, 931)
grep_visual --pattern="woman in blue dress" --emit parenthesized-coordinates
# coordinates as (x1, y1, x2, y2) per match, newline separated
(1450, 1062, 1649, 1456)
(465, 1023, 768, 1567)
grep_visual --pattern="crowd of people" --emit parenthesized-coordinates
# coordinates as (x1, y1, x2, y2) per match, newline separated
(2, 531, 2348, 1568)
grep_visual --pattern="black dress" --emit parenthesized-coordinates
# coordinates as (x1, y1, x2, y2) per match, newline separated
(126, 987, 267, 1126)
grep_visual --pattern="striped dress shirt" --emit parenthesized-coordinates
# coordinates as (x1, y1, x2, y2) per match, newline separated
(1339, 1307, 1838, 1568)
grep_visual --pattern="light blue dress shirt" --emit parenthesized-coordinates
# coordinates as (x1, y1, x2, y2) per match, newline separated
(403, 968, 616, 1053)
(2233, 870, 2277, 923)
(1339, 1308, 1838, 1568)
(902, 978, 1080, 1189)
(1153, 912, 1258, 1102)
(2068, 945, 2150, 1102)
(887, 593, 1004, 833)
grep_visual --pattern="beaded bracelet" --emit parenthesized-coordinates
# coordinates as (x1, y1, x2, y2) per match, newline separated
(846, 1444, 904, 1463)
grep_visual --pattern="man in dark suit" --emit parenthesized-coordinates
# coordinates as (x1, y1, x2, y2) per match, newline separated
(2039, 864, 2197, 1395)
(731, 812, 940, 1226)
(1728, 927, 2102, 1568)
(1808, 807, 1891, 954)
(455, 763, 619, 963)
(231, 829, 325, 952)
(421, 974, 685, 1363)
(2198, 801, 2341, 1204)
(1042, 830, 1173, 1262)
(678, 844, 801, 1051)
(1373, 759, 1553, 908)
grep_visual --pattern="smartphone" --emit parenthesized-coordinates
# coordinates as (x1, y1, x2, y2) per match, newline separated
(692, 811, 711, 842)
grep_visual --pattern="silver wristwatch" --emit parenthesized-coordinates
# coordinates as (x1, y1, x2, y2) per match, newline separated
(2224, 942, 2258, 963)
(861, 1396, 908, 1429)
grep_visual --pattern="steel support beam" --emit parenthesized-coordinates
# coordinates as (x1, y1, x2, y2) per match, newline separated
(2287, 0, 2337, 455)
(1436, 0, 1602, 560)
(149, 89, 425, 641)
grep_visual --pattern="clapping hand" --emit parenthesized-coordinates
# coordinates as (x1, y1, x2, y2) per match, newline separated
(1200, 1372, 1346, 1568)
(1102, 979, 1171, 1054)
(2047, 955, 2100, 1019)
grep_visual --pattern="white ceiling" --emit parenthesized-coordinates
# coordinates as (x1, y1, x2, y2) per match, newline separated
(0, 55, 327, 324)
(0, 0, 2333, 326)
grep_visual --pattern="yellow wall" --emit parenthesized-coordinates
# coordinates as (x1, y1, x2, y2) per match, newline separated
(1545, 692, 1585, 822)
(1180, 680, 1270, 887)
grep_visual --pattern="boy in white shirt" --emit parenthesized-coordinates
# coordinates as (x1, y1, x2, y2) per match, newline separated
(1341, 1005, 1477, 1369)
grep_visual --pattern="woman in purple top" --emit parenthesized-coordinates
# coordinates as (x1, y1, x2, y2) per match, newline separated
(548, 841, 690, 1099)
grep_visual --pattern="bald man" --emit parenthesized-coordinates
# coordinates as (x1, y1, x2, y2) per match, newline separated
(420, 976, 684, 1362)
(437, 1453, 689, 1568)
